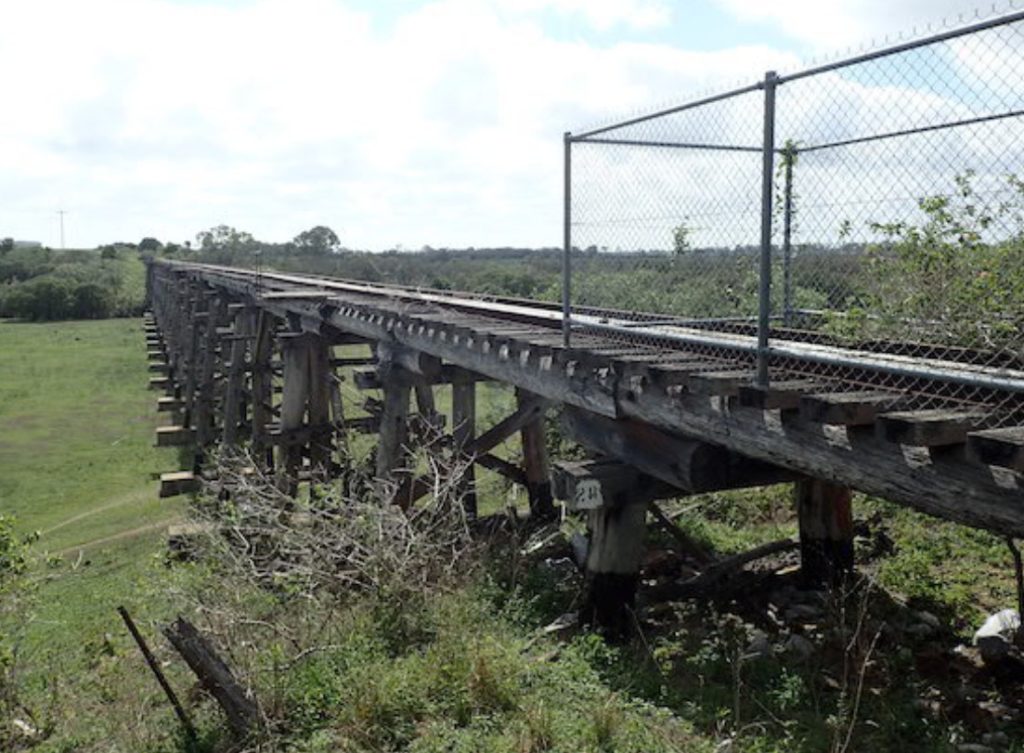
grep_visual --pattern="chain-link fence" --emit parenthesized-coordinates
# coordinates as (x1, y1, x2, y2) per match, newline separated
(565, 8, 1024, 425)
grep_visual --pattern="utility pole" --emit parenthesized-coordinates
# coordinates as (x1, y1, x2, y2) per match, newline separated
(57, 208, 68, 249)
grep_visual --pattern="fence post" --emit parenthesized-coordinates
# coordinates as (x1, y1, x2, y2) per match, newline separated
(562, 131, 573, 348)
(781, 144, 795, 327)
(757, 71, 778, 387)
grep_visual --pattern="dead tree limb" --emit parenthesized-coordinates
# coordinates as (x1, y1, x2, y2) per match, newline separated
(163, 616, 260, 740)
(685, 537, 798, 593)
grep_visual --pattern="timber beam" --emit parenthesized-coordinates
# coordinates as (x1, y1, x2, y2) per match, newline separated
(553, 459, 679, 511)
(561, 407, 794, 494)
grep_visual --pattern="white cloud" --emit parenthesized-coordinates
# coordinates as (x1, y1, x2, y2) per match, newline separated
(715, 0, 1007, 51)
(496, 0, 672, 30)
(12, 0, 1013, 253)
(0, 0, 800, 249)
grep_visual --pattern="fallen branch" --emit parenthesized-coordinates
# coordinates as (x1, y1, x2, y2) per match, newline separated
(650, 537, 799, 601)
(163, 616, 260, 740)
(687, 538, 798, 591)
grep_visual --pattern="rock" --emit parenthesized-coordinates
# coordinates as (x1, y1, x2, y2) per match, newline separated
(977, 700, 1019, 723)
(914, 610, 941, 630)
(523, 527, 565, 558)
(714, 737, 736, 753)
(973, 609, 1020, 661)
(11, 719, 38, 741)
(745, 629, 773, 659)
(783, 633, 815, 661)
(784, 603, 822, 623)
(541, 557, 577, 578)
(981, 732, 1009, 749)
(793, 588, 828, 606)
(542, 612, 579, 635)
(906, 622, 937, 639)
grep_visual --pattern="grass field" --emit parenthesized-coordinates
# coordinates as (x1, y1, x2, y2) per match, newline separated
(0, 317, 189, 750)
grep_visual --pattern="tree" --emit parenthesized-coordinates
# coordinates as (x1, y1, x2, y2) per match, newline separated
(0, 238, 12, 255)
(196, 225, 255, 252)
(292, 225, 340, 255)
(139, 237, 162, 252)
(672, 222, 691, 255)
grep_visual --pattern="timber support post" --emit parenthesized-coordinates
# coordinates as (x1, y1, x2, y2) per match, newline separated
(277, 333, 312, 494)
(583, 501, 647, 639)
(251, 311, 276, 469)
(222, 305, 253, 447)
(517, 387, 555, 519)
(307, 334, 333, 480)
(554, 459, 657, 638)
(451, 373, 477, 517)
(376, 368, 413, 504)
(194, 293, 226, 453)
(795, 477, 854, 586)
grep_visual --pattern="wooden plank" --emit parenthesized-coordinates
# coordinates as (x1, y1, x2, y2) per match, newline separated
(148, 376, 170, 391)
(465, 394, 549, 457)
(261, 289, 331, 300)
(738, 379, 823, 410)
(157, 397, 184, 413)
(156, 426, 195, 447)
(159, 471, 201, 498)
(347, 415, 380, 433)
(645, 360, 727, 387)
(352, 368, 381, 390)
(799, 390, 904, 426)
(968, 426, 1024, 472)
(684, 369, 755, 396)
(477, 453, 527, 486)
(354, 365, 488, 389)
(330, 356, 376, 368)
(877, 408, 988, 447)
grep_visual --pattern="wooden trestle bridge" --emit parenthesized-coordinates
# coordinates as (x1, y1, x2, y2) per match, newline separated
(144, 259, 1024, 626)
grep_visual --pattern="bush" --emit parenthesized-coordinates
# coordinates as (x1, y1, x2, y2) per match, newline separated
(0, 515, 37, 751)
(0, 254, 142, 321)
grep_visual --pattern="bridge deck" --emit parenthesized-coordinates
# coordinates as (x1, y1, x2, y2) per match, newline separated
(149, 259, 1024, 536)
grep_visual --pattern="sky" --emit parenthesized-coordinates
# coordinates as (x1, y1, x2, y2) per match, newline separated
(0, 0, 1012, 250)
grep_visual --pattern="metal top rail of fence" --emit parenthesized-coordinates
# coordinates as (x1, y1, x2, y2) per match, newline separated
(561, 7, 1024, 426)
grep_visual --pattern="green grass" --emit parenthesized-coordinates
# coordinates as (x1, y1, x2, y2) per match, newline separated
(0, 318, 178, 550)
(0, 318, 190, 751)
